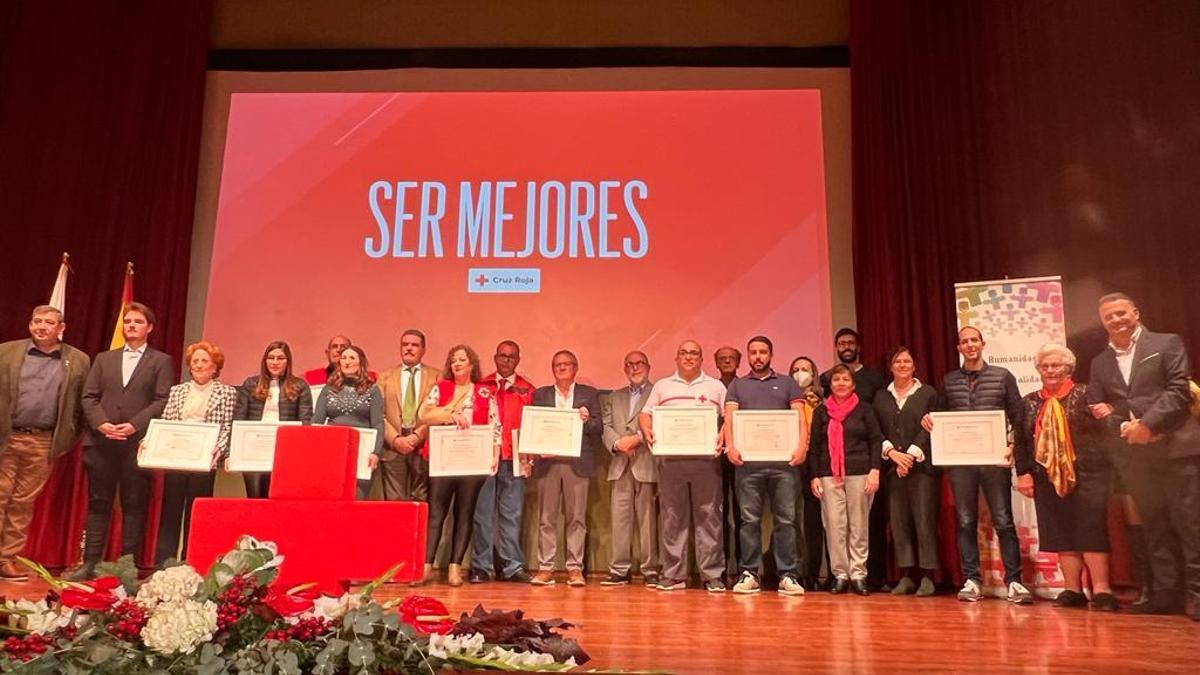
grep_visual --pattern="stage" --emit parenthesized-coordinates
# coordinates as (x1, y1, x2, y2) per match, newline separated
(4, 576, 1193, 672)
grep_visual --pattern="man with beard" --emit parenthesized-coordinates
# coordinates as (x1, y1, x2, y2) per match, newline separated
(725, 336, 809, 595)
(820, 327, 887, 588)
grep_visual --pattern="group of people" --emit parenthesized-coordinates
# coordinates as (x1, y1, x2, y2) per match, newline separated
(0, 293, 1196, 621)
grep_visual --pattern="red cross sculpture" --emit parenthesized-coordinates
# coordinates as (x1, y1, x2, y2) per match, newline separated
(185, 426, 427, 594)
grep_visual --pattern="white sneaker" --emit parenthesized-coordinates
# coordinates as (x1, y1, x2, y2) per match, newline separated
(1007, 581, 1034, 605)
(957, 579, 983, 602)
(778, 576, 805, 596)
(732, 571, 761, 594)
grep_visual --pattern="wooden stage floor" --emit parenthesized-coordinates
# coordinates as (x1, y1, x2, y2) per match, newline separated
(3, 576, 1197, 673)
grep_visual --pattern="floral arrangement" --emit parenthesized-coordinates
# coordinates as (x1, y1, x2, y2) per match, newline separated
(0, 536, 588, 673)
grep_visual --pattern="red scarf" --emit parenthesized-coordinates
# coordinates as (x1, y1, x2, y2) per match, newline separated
(825, 393, 859, 477)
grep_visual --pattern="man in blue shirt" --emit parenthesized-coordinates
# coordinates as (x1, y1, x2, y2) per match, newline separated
(724, 336, 810, 595)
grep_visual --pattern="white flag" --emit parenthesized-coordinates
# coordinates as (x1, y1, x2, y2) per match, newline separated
(49, 253, 69, 315)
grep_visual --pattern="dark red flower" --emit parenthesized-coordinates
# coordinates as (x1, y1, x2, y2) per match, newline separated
(60, 576, 121, 611)
(399, 595, 453, 635)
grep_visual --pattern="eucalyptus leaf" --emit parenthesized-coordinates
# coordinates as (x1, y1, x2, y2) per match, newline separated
(347, 639, 375, 667)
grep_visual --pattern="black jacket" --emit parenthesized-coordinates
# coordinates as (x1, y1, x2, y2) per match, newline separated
(872, 383, 938, 474)
(808, 399, 884, 478)
(530, 383, 604, 479)
(233, 375, 314, 423)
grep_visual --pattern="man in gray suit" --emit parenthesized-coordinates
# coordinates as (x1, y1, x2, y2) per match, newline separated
(600, 350, 659, 587)
(66, 302, 173, 580)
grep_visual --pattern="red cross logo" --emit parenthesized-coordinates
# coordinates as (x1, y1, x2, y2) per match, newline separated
(698, 395, 708, 403)
(475, 274, 488, 287)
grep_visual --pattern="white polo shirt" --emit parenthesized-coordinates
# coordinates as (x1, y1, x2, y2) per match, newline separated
(644, 370, 727, 412)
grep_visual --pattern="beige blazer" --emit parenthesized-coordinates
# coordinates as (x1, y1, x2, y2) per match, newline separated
(602, 382, 657, 483)
(378, 362, 443, 453)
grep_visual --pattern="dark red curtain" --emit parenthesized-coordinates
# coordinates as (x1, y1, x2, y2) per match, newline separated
(851, 0, 1200, 584)
(0, 2, 212, 567)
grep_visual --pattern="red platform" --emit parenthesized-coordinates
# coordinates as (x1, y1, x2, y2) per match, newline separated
(185, 426, 427, 593)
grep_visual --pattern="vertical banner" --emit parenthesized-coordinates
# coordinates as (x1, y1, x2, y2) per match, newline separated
(955, 276, 1065, 597)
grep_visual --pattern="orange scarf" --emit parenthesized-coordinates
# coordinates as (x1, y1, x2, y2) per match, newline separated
(1034, 378, 1077, 497)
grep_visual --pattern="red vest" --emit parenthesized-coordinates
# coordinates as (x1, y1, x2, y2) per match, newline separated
(434, 380, 493, 426)
(481, 372, 535, 460)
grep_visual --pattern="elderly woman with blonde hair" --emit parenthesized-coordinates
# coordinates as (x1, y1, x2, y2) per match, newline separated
(1015, 343, 1117, 611)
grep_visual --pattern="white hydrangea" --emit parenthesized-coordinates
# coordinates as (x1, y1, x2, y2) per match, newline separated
(427, 631, 486, 659)
(136, 565, 204, 605)
(140, 599, 219, 655)
(4, 599, 73, 635)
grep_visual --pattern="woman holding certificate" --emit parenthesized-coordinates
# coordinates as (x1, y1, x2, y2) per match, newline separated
(233, 341, 314, 498)
(151, 341, 238, 567)
(871, 346, 939, 596)
(807, 364, 883, 596)
(1014, 343, 1117, 611)
(416, 345, 499, 586)
(313, 345, 384, 499)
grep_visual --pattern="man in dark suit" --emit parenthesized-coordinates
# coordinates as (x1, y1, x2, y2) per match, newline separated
(1088, 292, 1200, 619)
(0, 305, 90, 581)
(529, 350, 603, 587)
(65, 302, 173, 580)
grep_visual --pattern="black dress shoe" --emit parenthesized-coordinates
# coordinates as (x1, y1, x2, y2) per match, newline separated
(642, 571, 661, 588)
(830, 578, 849, 594)
(1090, 592, 1120, 612)
(62, 561, 96, 582)
(1053, 589, 1089, 608)
(468, 569, 491, 584)
(600, 573, 631, 586)
(503, 570, 532, 583)
(850, 579, 870, 596)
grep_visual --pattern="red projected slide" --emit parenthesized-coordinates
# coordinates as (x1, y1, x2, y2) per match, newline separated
(203, 90, 831, 386)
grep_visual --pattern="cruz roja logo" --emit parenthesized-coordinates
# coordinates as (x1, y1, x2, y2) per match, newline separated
(467, 268, 541, 294)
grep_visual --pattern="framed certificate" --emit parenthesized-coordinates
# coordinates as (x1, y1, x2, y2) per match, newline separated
(429, 425, 495, 477)
(732, 409, 800, 462)
(139, 419, 219, 472)
(227, 421, 301, 472)
(353, 427, 378, 480)
(518, 406, 583, 457)
(651, 405, 719, 456)
(930, 410, 1009, 466)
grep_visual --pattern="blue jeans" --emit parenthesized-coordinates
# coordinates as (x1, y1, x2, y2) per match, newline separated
(947, 466, 1022, 584)
(470, 460, 526, 578)
(734, 463, 799, 578)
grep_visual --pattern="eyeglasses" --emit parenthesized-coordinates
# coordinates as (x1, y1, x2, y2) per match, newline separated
(624, 360, 648, 369)
(495, 353, 518, 360)
(677, 350, 701, 358)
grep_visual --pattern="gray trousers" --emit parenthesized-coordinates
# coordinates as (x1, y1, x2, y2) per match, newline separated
(609, 467, 659, 576)
(536, 461, 589, 571)
(658, 457, 725, 583)
(380, 450, 428, 502)
(820, 475, 875, 581)
(888, 469, 940, 570)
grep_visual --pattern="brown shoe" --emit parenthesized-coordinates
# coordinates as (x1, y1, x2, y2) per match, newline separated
(447, 564, 464, 587)
(0, 561, 29, 582)
(567, 569, 586, 587)
(531, 570, 556, 586)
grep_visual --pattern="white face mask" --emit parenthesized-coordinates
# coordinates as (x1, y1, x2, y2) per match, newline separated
(793, 370, 813, 388)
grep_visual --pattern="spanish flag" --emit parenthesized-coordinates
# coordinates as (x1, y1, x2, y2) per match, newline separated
(109, 262, 134, 350)
(48, 252, 70, 315)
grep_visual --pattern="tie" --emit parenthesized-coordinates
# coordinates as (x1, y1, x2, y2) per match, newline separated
(402, 366, 418, 426)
